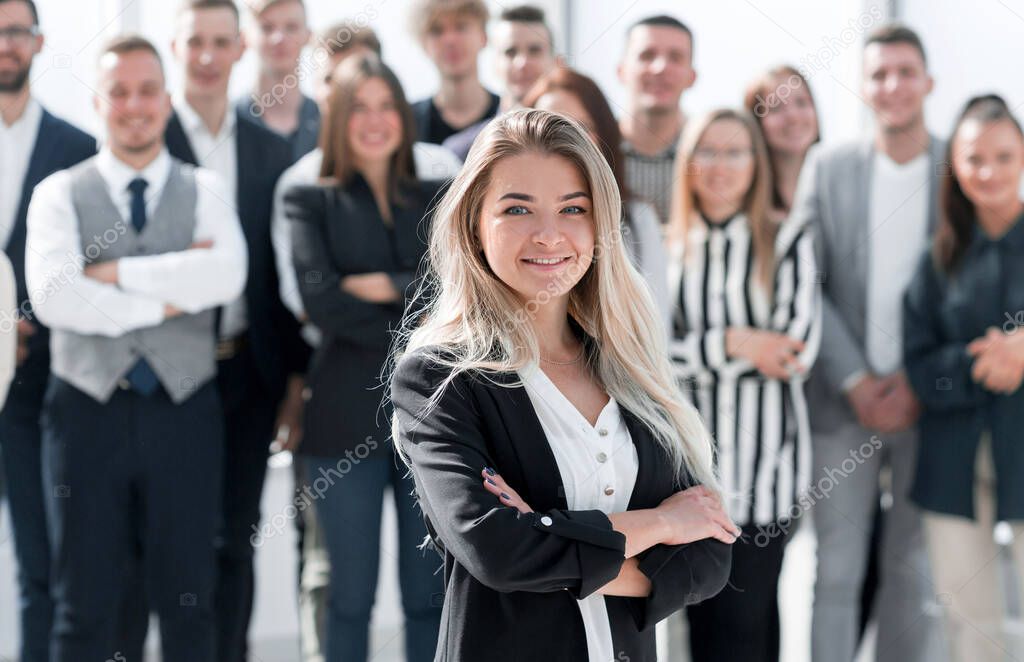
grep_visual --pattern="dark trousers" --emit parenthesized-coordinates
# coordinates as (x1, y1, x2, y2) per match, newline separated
(0, 401, 51, 662)
(42, 376, 223, 662)
(306, 451, 443, 662)
(687, 522, 791, 662)
(214, 347, 279, 662)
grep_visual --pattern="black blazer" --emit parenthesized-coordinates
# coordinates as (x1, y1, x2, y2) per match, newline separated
(2, 108, 95, 417)
(904, 215, 1024, 521)
(165, 109, 310, 398)
(283, 176, 444, 457)
(391, 347, 732, 662)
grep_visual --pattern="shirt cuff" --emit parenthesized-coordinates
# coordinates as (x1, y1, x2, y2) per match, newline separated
(840, 369, 869, 394)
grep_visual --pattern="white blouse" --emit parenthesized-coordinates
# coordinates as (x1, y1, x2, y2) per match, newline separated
(519, 364, 639, 662)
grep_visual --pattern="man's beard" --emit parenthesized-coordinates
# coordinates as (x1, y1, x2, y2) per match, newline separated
(0, 63, 30, 93)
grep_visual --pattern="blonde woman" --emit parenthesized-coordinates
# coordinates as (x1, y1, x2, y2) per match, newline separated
(390, 109, 736, 662)
(666, 109, 820, 662)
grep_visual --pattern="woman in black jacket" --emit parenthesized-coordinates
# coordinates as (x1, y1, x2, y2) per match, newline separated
(903, 94, 1024, 662)
(283, 54, 444, 662)
(390, 109, 736, 662)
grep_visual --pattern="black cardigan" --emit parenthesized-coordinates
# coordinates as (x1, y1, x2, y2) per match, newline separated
(284, 176, 444, 457)
(391, 348, 732, 662)
(904, 214, 1024, 520)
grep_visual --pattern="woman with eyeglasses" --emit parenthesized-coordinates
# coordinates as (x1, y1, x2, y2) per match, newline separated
(666, 109, 821, 662)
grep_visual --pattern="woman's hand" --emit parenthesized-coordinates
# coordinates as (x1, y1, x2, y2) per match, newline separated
(481, 467, 533, 514)
(340, 272, 400, 303)
(656, 485, 740, 546)
(968, 327, 1024, 394)
(726, 327, 806, 380)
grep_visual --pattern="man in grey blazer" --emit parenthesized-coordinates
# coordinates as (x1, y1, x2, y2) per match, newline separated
(791, 25, 947, 662)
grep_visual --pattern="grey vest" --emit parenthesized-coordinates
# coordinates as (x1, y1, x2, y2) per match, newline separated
(49, 157, 216, 404)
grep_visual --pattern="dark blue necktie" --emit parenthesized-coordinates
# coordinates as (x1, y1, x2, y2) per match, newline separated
(124, 176, 160, 396)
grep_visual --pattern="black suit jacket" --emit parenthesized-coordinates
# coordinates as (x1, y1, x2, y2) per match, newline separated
(165, 108, 309, 398)
(2, 109, 95, 417)
(283, 176, 444, 457)
(391, 348, 732, 662)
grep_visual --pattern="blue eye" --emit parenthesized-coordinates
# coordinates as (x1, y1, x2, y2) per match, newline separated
(504, 205, 530, 216)
(562, 205, 587, 214)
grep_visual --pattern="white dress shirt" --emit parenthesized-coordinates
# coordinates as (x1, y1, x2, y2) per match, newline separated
(866, 151, 930, 375)
(173, 96, 248, 339)
(271, 142, 463, 346)
(0, 97, 43, 248)
(26, 147, 247, 337)
(0, 252, 18, 407)
(519, 364, 638, 662)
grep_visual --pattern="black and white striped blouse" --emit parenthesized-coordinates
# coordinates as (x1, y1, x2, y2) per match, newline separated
(668, 213, 821, 526)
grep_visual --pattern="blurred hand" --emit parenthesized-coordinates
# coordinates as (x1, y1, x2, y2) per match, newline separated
(273, 375, 305, 453)
(83, 260, 118, 284)
(872, 371, 920, 432)
(968, 327, 1024, 394)
(16, 318, 35, 366)
(726, 327, 806, 380)
(341, 272, 400, 303)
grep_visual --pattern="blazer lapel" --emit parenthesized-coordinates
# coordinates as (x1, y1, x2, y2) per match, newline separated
(851, 140, 874, 323)
(623, 409, 676, 510)
(234, 111, 258, 230)
(488, 373, 569, 511)
(925, 134, 946, 235)
(12, 111, 60, 252)
(165, 112, 199, 166)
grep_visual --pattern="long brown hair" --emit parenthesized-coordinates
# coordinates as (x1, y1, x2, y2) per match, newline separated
(521, 66, 630, 205)
(936, 94, 1024, 273)
(318, 53, 417, 199)
(667, 109, 776, 284)
(743, 65, 820, 212)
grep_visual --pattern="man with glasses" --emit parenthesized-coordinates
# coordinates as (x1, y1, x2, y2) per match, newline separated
(0, 2, 95, 660)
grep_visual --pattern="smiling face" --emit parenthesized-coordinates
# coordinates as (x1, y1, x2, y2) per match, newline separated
(493, 20, 555, 104)
(952, 118, 1024, 215)
(759, 75, 818, 158)
(422, 11, 487, 80)
(94, 49, 172, 156)
(862, 42, 932, 133)
(690, 118, 756, 216)
(249, 0, 309, 77)
(0, 0, 42, 93)
(346, 76, 403, 167)
(618, 25, 695, 113)
(477, 152, 595, 305)
(173, 7, 245, 101)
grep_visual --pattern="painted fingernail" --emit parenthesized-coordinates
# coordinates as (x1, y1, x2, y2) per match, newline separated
(486, 478, 497, 486)
(484, 467, 496, 476)
(500, 492, 511, 500)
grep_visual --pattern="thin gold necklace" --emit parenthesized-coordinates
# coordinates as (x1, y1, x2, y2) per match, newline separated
(540, 345, 585, 365)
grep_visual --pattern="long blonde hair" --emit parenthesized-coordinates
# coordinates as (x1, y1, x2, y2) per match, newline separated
(392, 108, 718, 489)
(667, 108, 777, 284)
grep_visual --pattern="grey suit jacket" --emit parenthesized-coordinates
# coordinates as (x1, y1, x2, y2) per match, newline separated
(789, 134, 946, 433)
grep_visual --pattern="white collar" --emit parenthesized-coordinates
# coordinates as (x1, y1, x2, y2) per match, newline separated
(173, 93, 236, 139)
(0, 96, 42, 132)
(95, 147, 171, 198)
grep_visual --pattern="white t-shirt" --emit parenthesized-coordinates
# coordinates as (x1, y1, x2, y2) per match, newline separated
(866, 151, 930, 375)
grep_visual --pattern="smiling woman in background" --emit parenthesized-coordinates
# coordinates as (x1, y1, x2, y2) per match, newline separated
(283, 53, 445, 662)
(903, 94, 1024, 662)
(666, 108, 821, 662)
(390, 109, 735, 662)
